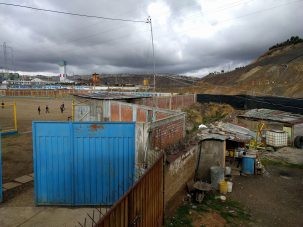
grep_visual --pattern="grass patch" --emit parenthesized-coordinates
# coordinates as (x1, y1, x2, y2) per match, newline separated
(165, 194, 251, 226)
(202, 195, 251, 224)
(261, 157, 303, 169)
(165, 203, 193, 227)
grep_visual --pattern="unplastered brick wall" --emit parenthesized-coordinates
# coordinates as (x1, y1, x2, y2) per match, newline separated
(165, 145, 199, 203)
(150, 116, 185, 150)
(110, 103, 120, 121)
(121, 105, 132, 121)
(108, 101, 178, 123)
(137, 108, 147, 122)
(0, 89, 89, 97)
(134, 94, 196, 110)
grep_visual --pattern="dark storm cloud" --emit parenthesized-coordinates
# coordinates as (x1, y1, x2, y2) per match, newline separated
(0, 0, 302, 76)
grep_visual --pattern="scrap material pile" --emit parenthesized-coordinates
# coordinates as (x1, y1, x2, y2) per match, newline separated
(197, 122, 256, 143)
(189, 121, 267, 202)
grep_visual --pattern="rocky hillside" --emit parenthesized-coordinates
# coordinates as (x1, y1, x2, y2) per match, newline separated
(189, 42, 303, 98)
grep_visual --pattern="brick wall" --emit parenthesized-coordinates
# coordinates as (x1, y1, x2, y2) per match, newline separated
(110, 103, 120, 121)
(134, 94, 196, 110)
(150, 117, 185, 150)
(0, 89, 89, 97)
(137, 108, 147, 122)
(156, 112, 169, 120)
(164, 145, 198, 203)
(107, 101, 180, 124)
(121, 106, 132, 121)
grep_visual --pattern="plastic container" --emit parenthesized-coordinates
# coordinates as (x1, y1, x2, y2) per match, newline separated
(210, 166, 225, 190)
(219, 180, 228, 194)
(227, 181, 233, 192)
(266, 130, 288, 147)
(225, 166, 231, 175)
(242, 155, 255, 174)
(229, 150, 234, 157)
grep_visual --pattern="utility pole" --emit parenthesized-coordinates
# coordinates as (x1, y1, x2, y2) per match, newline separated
(3, 42, 8, 73)
(146, 16, 156, 92)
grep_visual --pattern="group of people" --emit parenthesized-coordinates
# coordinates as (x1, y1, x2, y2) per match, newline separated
(37, 103, 65, 115)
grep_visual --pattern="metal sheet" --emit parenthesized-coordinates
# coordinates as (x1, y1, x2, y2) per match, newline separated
(33, 122, 135, 206)
(0, 136, 2, 203)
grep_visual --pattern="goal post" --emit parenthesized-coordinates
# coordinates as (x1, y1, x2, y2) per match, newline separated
(0, 102, 18, 135)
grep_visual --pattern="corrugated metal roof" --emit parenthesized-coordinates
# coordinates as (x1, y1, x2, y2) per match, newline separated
(238, 109, 303, 124)
(197, 122, 255, 143)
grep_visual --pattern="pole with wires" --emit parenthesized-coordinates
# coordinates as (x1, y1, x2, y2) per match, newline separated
(146, 16, 156, 92)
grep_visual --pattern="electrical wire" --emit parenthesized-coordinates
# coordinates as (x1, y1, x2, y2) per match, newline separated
(0, 2, 147, 23)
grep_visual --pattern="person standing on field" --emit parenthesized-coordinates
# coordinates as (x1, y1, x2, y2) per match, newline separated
(38, 106, 41, 115)
(46, 105, 49, 114)
(60, 104, 64, 113)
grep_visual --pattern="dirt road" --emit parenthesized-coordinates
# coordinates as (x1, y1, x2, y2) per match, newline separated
(230, 164, 303, 227)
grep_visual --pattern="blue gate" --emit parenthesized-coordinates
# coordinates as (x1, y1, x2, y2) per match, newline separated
(33, 122, 136, 206)
(0, 136, 2, 203)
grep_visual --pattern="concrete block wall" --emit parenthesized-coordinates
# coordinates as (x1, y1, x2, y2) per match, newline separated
(164, 145, 199, 203)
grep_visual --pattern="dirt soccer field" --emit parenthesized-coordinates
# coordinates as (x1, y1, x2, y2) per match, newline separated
(0, 97, 72, 183)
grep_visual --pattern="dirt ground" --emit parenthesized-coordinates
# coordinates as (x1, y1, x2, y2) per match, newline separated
(1, 97, 72, 182)
(230, 163, 303, 227)
(166, 148, 303, 227)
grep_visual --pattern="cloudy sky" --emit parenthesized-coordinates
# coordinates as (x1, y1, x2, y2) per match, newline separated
(0, 0, 302, 77)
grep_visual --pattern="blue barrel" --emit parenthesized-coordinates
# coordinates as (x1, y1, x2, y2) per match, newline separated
(242, 155, 255, 174)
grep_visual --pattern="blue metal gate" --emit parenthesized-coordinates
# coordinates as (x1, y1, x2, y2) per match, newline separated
(33, 122, 136, 206)
(0, 136, 2, 203)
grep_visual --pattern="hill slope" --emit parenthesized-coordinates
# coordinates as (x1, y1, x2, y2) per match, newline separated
(192, 43, 303, 98)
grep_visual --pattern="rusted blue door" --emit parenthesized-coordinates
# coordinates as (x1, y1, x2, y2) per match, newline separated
(0, 136, 2, 203)
(33, 122, 135, 205)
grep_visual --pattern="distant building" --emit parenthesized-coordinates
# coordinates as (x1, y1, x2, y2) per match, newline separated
(0, 72, 20, 80)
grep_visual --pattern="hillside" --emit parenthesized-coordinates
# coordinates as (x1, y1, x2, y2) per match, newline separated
(188, 42, 303, 98)
(69, 73, 198, 88)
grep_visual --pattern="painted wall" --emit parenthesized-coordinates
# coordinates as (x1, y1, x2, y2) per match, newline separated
(164, 145, 199, 203)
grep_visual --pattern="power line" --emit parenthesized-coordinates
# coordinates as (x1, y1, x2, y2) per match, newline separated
(0, 2, 146, 23)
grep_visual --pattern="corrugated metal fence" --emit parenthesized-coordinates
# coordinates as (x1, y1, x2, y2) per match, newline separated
(33, 122, 136, 206)
(0, 136, 2, 203)
(96, 153, 164, 227)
